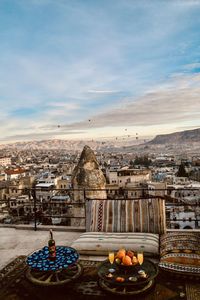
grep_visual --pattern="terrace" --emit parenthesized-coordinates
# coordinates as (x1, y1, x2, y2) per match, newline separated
(0, 187, 199, 299)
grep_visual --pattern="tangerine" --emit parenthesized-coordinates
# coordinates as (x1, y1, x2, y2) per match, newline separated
(127, 250, 134, 258)
(122, 255, 132, 266)
(116, 249, 126, 259)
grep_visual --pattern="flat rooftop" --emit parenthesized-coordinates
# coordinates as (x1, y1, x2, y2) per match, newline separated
(0, 227, 82, 270)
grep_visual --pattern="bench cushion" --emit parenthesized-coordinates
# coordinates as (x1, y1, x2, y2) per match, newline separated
(86, 198, 166, 234)
(159, 232, 200, 276)
(71, 232, 159, 256)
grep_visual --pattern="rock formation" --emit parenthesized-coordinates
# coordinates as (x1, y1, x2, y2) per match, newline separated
(70, 145, 106, 227)
(72, 145, 107, 200)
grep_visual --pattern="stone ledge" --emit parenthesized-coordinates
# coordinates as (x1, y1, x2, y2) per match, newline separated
(0, 224, 86, 232)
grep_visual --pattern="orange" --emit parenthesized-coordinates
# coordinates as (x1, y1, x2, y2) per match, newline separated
(116, 249, 126, 259)
(122, 255, 132, 266)
(127, 250, 134, 258)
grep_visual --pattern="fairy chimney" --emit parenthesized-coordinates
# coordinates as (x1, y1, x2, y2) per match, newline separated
(72, 145, 107, 200)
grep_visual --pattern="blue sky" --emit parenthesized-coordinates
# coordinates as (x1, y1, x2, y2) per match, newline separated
(1, 0, 200, 143)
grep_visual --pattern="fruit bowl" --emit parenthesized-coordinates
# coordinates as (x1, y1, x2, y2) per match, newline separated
(117, 260, 139, 271)
(114, 249, 139, 270)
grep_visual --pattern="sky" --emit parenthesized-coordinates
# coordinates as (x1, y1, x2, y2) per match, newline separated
(1, 0, 200, 143)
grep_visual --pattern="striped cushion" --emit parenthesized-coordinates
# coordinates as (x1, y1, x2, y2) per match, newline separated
(71, 232, 159, 256)
(159, 232, 200, 276)
(86, 198, 166, 234)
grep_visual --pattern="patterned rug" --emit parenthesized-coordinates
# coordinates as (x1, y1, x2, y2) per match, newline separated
(0, 256, 199, 300)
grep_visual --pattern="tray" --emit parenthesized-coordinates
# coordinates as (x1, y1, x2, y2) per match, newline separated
(97, 259, 158, 287)
(26, 246, 79, 272)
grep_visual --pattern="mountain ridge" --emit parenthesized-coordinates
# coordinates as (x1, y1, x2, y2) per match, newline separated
(0, 138, 138, 152)
(148, 128, 200, 145)
(0, 128, 200, 151)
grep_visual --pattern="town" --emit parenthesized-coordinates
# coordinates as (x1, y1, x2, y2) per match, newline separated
(0, 142, 199, 231)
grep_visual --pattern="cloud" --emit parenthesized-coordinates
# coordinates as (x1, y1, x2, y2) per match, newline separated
(87, 90, 121, 94)
(176, 125, 200, 130)
(183, 63, 200, 71)
(48, 102, 79, 109)
(44, 102, 81, 118)
(1, 0, 197, 113)
(2, 71, 200, 142)
(1, 1, 200, 141)
(56, 72, 200, 130)
(176, 0, 200, 6)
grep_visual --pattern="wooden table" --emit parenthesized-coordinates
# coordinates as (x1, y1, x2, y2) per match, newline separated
(97, 259, 158, 296)
(26, 246, 82, 286)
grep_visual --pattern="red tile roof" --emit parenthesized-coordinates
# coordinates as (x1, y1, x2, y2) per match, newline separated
(4, 168, 26, 175)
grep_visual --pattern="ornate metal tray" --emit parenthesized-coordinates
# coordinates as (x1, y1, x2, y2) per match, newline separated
(98, 259, 158, 287)
(26, 246, 79, 272)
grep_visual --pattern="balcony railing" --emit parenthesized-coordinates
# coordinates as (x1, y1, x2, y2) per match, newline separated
(0, 187, 199, 231)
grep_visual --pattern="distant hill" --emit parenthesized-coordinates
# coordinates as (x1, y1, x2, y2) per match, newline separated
(1, 128, 200, 152)
(0, 138, 139, 152)
(0, 139, 102, 151)
(148, 128, 200, 145)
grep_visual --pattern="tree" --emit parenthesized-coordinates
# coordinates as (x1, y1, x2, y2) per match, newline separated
(133, 155, 152, 167)
(176, 163, 188, 177)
